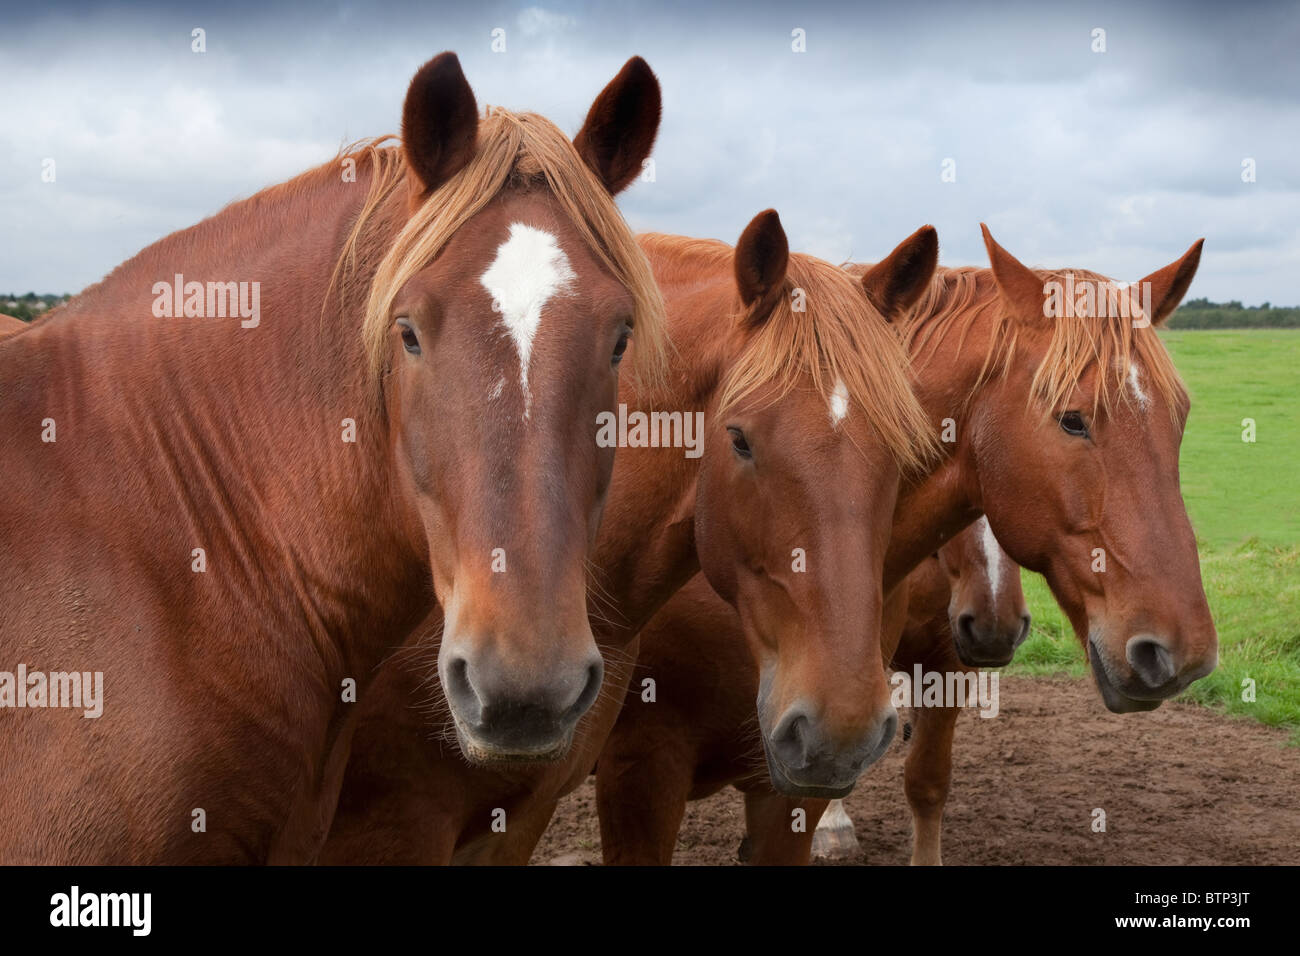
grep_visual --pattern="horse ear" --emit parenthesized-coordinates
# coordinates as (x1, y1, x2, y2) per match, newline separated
(402, 52, 479, 198)
(860, 225, 938, 322)
(980, 223, 1045, 322)
(734, 209, 790, 326)
(1138, 239, 1204, 327)
(573, 56, 662, 195)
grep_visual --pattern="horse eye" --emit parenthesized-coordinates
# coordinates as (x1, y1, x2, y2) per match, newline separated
(1059, 411, 1089, 438)
(612, 329, 631, 367)
(727, 426, 752, 460)
(397, 319, 420, 355)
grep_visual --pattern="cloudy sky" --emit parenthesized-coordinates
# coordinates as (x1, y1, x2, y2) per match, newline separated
(2, 0, 1297, 303)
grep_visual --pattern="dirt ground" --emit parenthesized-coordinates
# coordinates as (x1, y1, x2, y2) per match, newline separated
(533, 675, 1300, 865)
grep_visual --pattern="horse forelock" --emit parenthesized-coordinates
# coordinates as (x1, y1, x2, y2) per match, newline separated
(706, 246, 938, 476)
(900, 265, 1188, 425)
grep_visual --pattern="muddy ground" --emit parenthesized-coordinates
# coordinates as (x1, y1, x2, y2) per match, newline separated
(533, 676, 1299, 865)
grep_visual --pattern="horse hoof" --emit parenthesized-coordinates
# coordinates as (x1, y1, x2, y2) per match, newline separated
(546, 851, 595, 866)
(811, 826, 859, 860)
(737, 835, 753, 863)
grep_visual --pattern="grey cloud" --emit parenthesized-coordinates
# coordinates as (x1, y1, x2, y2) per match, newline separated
(1, 0, 1296, 303)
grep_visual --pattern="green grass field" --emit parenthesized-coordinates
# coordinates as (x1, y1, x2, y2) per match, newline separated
(1010, 329, 1300, 741)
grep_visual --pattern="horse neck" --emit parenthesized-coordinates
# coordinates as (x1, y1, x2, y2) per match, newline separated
(587, 252, 733, 644)
(885, 275, 1000, 592)
(2, 162, 428, 668)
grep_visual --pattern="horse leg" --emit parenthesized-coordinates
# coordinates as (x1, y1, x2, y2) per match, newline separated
(741, 789, 828, 865)
(596, 743, 694, 865)
(903, 700, 959, 865)
(455, 799, 561, 865)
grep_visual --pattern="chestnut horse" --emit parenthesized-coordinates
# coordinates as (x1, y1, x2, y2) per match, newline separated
(810, 516, 1028, 860)
(0, 52, 667, 862)
(0, 314, 25, 337)
(320, 216, 940, 863)
(594, 226, 1218, 865)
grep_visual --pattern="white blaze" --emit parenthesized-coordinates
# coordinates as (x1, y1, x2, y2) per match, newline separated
(479, 223, 576, 415)
(829, 378, 849, 426)
(1127, 362, 1150, 410)
(979, 516, 1001, 604)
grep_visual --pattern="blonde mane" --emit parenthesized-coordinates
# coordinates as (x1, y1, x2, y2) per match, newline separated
(329, 109, 667, 394)
(898, 265, 1188, 422)
(641, 234, 938, 476)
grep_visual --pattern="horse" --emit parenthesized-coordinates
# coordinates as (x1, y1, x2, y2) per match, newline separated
(0, 314, 26, 337)
(0, 51, 666, 863)
(809, 516, 1028, 861)
(319, 217, 941, 863)
(593, 226, 1219, 865)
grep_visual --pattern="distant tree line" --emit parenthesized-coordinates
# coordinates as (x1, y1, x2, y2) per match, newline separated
(1, 293, 70, 322)
(1166, 297, 1300, 329)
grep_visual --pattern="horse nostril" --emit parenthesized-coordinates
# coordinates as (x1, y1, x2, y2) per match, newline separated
(565, 656, 605, 721)
(770, 710, 813, 771)
(1126, 635, 1177, 689)
(869, 709, 899, 764)
(443, 655, 482, 723)
(1017, 614, 1032, 647)
(957, 613, 977, 645)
